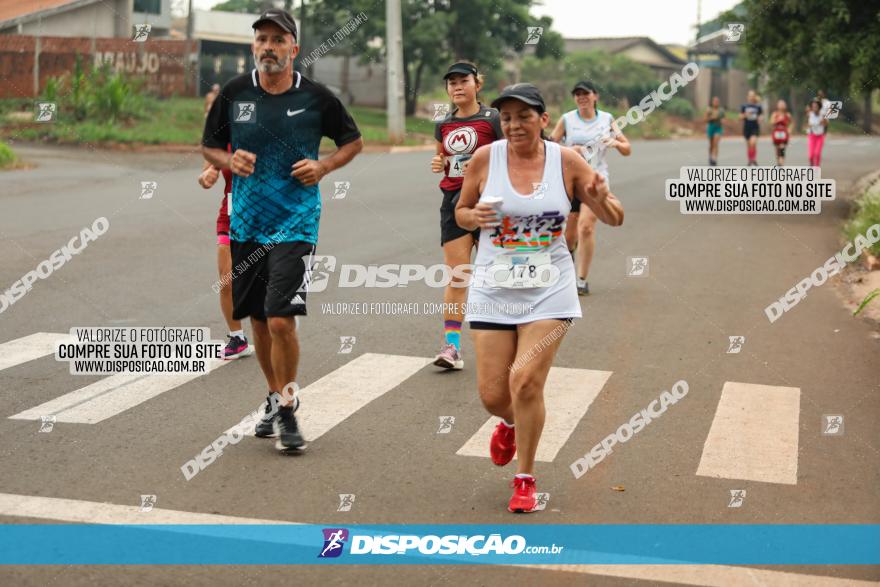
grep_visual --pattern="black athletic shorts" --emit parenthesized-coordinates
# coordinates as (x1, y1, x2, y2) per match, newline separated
(440, 188, 480, 246)
(743, 123, 760, 139)
(230, 240, 315, 321)
(470, 318, 574, 331)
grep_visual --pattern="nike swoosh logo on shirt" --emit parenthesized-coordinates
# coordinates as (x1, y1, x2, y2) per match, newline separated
(287, 109, 306, 117)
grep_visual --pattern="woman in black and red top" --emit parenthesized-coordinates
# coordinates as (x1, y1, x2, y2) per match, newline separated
(430, 61, 502, 372)
(770, 99, 792, 166)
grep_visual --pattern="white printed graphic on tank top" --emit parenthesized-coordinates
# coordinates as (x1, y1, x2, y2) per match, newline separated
(465, 140, 582, 324)
(562, 109, 613, 179)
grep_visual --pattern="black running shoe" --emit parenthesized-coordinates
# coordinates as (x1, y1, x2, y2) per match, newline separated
(255, 393, 298, 438)
(254, 393, 279, 438)
(273, 404, 306, 452)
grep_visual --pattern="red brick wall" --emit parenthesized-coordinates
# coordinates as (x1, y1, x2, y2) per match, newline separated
(0, 35, 200, 98)
(0, 36, 36, 97)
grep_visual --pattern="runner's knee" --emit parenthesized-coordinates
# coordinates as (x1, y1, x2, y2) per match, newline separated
(267, 316, 295, 338)
(578, 215, 596, 238)
(480, 390, 510, 415)
(509, 369, 543, 403)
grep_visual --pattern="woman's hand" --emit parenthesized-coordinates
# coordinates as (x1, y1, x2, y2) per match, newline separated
(579, 173, 624, 227)
(431, 154, 445, 173)
(198, 166, 220, 189)
(472, 202, 501, 229)
(584, 173, 610, 206)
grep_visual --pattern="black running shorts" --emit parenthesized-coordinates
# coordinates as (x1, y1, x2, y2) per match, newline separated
(230, 240, 315, 320)
(440, 188, 480, 246)
(470, 318, 574, 331)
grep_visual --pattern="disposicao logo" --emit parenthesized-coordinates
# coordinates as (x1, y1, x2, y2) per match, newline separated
(319, 528, 349, 558)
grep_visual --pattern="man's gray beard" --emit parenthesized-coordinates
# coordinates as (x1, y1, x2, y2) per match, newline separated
(254, 54, 289, 73)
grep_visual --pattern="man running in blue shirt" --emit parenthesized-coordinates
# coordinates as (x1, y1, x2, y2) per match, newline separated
(202, 8, 363, 452)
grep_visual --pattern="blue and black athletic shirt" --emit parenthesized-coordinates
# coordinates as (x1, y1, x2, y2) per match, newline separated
(202, 69, 361, 245)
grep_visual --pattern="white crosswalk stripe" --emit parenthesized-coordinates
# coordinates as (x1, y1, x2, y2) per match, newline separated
(9, 359, 233, 424)
(697, 381, 800, 485)
(3, 332, 808, 483)
(0, 332, 69, 372)
(236, 352, 432, 440)
(456, 367, 612, 462)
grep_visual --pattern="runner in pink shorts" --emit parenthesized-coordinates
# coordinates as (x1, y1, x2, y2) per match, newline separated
(199, 151, 252, 360)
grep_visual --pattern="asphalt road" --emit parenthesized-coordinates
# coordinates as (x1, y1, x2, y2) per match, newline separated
(1, 133, 879, 586)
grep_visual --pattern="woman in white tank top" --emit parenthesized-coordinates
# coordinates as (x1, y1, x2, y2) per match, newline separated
(454, 83, 625, 513)
(549, 81, 630, 296)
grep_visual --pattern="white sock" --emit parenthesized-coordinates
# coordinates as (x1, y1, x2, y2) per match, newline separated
(576, 277, 586, 287)
(229, 329, 244, 338)
(501, 419, 514, 428)
(514, 473, 534, 480)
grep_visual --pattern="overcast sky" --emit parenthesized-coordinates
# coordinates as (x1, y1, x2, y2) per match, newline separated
(531, 0, 741, 45)
(192, 0, 741, 46)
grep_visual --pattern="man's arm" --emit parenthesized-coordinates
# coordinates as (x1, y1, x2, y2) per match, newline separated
(322, 138, 364, 174)
(203, 146, 256, 177)
(203, 147, 231, 170)
(202, 84, 233, 170)
(290, 138, 363, 186)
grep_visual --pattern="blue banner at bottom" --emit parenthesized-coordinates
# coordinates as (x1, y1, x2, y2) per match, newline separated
(0, 525, 877, 565)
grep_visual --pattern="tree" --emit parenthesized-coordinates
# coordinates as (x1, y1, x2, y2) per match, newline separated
(212, 0, 274, 13)
(741, 0, 880, 132)
(309, 0, 564, 115)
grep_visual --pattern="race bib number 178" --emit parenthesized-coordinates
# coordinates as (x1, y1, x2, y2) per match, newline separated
(491, 251, 553, 288)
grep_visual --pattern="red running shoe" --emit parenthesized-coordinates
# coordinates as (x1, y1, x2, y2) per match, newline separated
(508, 476, 537, 513)
(489, 421, 516, 466)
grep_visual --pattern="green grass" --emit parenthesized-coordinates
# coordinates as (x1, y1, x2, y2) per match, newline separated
(1, 97, 205, 145)
(0, 98, 435, 146)
(844, 190, 880, 257)
(0, 99, 32, 116)
(826, 118, 865, 135)
(0, 140, 16, 168)
(346, 105, 435, 142)
(853, 288, 880, 316)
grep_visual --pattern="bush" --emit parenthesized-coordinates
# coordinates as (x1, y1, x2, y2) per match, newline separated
(845, 190, 880, 257)
(521, 50, 658, 111)
(661, 97, 695, 118)
(0, 141, 15, 168)
(41, 55, 147, 123)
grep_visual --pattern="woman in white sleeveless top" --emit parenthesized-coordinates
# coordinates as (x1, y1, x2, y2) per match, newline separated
(455, 83, 625, 513)
(550, 81, 630, 296)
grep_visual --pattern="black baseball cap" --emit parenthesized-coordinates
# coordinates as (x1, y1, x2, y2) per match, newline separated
(443, 62, 479, 80)
(490, 83, 546, 112)
(253, 9, 298, 40)
(571, 80, 598, 94)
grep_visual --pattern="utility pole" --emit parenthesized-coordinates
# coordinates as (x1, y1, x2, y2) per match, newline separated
(186, 0, 194, 39)
(386, 0, 405, 144)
